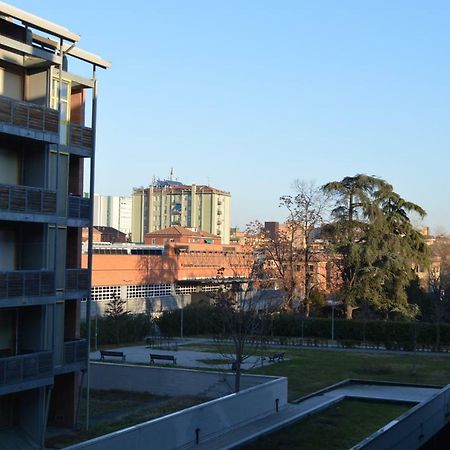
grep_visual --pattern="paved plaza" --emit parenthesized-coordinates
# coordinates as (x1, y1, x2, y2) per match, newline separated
(90, 341, 275, 370)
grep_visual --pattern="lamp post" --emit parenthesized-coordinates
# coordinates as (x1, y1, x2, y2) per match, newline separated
(331, 299, 335, 343)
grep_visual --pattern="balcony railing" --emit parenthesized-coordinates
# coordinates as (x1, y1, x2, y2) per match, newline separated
(0, 351, 53, 387)
(0, 184, 56, 217)
(69, 124, 93, 150)
(66, 269, 89, 292)
(64, 339, 88, 365)
(0, 95, 59, 137)
(68, 195, 90, 220)
(0, 270, 55, 300)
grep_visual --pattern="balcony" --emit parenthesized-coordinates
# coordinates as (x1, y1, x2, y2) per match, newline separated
(0, 95, 59, 143)
(64, 339, 88, 366)
(0, 351, 53, 395)
(0, 183, 56, 223)
(0, 270, 55, 307)
(65, 269, 89, 299)
(67, 195, 90, 226)
(69, 124, 93, 156)
(54, 339, 88, 375)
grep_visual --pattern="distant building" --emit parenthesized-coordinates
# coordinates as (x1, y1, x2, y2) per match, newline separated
(144, 226, 221, 245)
(82, 226, 127, 244)
(132, 180, 231, 244)
(81, 236, 252, 316)
(93, 194, 132, 236)
(230, 227, 248, 245)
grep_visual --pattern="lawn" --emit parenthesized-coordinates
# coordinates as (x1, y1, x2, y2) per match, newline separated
(45, 390, 207, 449)
(179, 343, 450, 400)
(241, 398, 411, 450)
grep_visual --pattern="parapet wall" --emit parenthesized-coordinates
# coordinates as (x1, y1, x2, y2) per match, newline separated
(88, 361, 277, 397)
(68, 363, 287, 450)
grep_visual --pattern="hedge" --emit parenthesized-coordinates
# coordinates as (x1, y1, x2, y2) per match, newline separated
(156, 307, 450, 349)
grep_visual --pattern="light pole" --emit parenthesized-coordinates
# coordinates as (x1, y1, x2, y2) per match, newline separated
(180, 297, 184, 339)
(331, 300, 335, 343)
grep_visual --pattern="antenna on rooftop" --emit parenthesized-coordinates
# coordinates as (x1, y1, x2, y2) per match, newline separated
(169, 167, 174, 181)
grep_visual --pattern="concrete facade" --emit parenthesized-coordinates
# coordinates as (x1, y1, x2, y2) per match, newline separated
(0, 3, 109, 447)
(93, 194, 132, 236)
(132, 181, 231, 244)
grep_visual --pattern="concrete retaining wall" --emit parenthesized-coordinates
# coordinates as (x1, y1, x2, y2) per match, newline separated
(67, 364, 287, 450)
(88, 362, 274, 398)
(352, 384, 450, 450)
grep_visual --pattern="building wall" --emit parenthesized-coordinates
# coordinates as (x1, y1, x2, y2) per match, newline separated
(83, 243, 252, 286)
(0, 8, 107, 445)
(132, 184, 231, 244)
(94, 194, 132, 235)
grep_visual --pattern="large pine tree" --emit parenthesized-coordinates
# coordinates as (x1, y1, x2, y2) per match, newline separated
(323, 174, 428, 319)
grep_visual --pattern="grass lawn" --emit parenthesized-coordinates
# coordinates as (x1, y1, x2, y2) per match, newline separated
(45, 390, 207, 449)
(196, 358, 231, 365)
(180, 343, 450, 400)
(241, 398, 411, 450)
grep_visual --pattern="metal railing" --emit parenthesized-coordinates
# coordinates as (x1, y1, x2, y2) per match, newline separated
(0, 270, 55, 299)
(0, 351, 53, 387)
(65, 269, 89, 292)
(64, 339, 88, 365)
(0, 183, 56, 216)
(0, 95, 59, 134)
(69, 123, 93, 150)
(68, 195, 90, 220)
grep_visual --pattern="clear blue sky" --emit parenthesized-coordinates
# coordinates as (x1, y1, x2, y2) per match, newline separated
(11, 0, 450, 232)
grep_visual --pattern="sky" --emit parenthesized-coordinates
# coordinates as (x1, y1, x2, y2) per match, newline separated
(10, 1, 450, 232)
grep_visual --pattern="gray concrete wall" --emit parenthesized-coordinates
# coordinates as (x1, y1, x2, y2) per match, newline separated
(88, 362, 276, 398)
(68, 364, 287, 450)
(81, 294, 191, 317)
(352, 384, 450, 450)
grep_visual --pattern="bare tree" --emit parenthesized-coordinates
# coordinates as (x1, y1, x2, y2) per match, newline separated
(212, 254, 273, 393)
(282, 180, 330, 316)
(247, 181, 330, 314)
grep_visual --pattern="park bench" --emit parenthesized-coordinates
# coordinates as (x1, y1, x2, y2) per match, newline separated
(100, 350, 126, 361)
(150, 353, 176, 364)
(268, 352, 285, 363)
(145, 336, 178, 351)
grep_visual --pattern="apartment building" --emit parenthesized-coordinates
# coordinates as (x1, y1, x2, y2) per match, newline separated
(132, 180, 231, 244)
(0, 3, 109, 447)
(93, 193, 132, 236)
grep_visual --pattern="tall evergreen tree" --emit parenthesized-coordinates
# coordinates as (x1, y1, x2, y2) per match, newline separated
(323, 174, 428, 319)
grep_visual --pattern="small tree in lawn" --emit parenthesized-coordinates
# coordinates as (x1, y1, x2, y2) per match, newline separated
(105, 294, 128, 345)
(213, 253, 272, 393)
(214, 281, 267, 393)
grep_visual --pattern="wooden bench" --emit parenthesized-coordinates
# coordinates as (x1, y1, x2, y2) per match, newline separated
(100, 350, 126, 361)
(150, 353, 176, 364)
(268, 352, 285, 363)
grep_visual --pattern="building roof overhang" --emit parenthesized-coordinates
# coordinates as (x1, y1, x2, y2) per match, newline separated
(0, 2, 80, 41)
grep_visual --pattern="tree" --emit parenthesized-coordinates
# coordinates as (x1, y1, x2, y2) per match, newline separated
(323, 174, 428, 319)
(211, 255, 271, 393)
(280, 180, 330, 316)
(105, 294, 128, 344)
(247, 181, 329, 314)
